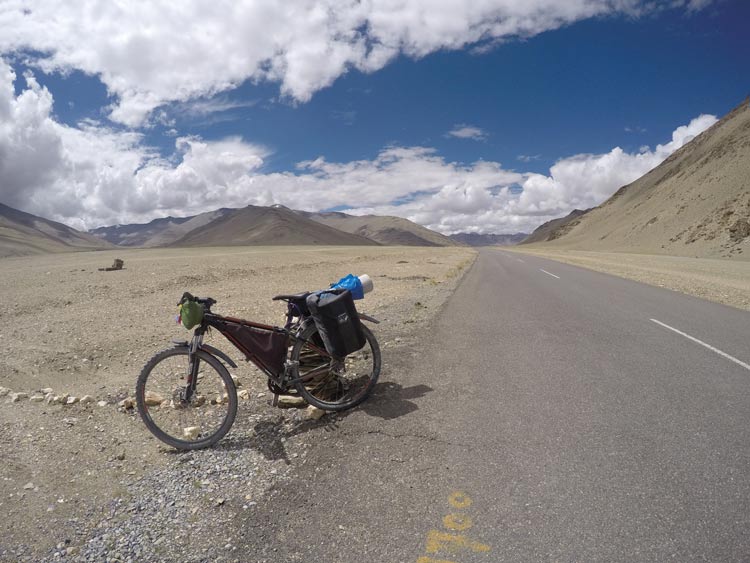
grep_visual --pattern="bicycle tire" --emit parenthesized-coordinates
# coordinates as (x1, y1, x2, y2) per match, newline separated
(290, 322, 380, 411)
(136, 347, 237, 450)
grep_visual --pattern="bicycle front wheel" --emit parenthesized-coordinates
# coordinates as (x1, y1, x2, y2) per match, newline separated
(136, 348, 237, 450)
(290, 323, 381, 411)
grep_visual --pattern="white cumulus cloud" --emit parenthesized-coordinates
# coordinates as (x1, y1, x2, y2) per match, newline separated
(0, 0, 714, 126)
(0, 57, 719, 235)
(446, 124, 488, 141)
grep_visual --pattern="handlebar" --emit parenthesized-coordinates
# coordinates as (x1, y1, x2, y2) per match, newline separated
(179, 292, 216, 310)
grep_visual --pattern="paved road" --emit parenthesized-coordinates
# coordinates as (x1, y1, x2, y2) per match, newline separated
(239, 248, 750, 562)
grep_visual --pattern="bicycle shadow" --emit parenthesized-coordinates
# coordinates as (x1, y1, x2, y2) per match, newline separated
(214, 412, 337, 463)
(180, 383, 433, 461)
(359, 382, 433, 420)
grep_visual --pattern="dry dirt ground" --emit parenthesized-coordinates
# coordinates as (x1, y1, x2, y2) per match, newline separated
(0, 246, 476, 562)
(508, 247, 750, 312)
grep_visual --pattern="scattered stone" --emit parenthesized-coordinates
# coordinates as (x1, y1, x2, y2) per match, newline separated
(10, 392, 29, 402)
(118, 398, 135, 409)
(80, 395, 94, 405)
(97, 400, 108, 407)
(183, 426, 200, 440)
(65, 396, 79, 405)
(40, 387, 53, 394)
(45, 393, 55, 403)
(29, 395, 45, 402)
(62, 418, 77, 426)
(215, 498, 225, 506)
(193, 395, 206, 407)
(144, 391, 164, 406)
(230, 375, 242, 388)
(256, 392, 266, 398)
(306, 405, 326, 420)
(237, 389, 250, 400)
(277, 395, 307, 408)
(0, 387, 9, 397)
(115, 450, 126, 461)
(23, 482, 35, 490)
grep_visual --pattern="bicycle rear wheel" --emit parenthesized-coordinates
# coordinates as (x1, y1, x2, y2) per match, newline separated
(290, 323, 380, 411)
(136, 348, 237, 450)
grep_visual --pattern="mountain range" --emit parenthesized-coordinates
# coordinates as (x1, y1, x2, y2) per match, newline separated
(3, 98, 748, 260)
(521, 98, 750, 259)
(0, 203, 111, 257)
(449, 232, 528, 246)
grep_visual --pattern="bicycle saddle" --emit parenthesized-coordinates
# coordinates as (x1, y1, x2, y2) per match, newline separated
(272, 291, 311, 302)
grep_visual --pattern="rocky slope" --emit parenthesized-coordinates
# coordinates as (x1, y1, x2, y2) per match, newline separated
(525, 99, 750, 259)
(0, 203, 112, 258)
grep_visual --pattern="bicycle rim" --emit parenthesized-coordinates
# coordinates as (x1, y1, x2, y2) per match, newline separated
(136, 348, 237, 450)
(292, 323, 380, 411)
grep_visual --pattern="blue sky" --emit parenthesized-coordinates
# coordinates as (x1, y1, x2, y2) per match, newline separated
(0, 1, 748, 234)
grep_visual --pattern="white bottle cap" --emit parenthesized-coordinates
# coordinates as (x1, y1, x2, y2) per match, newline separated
(358, 274, 373, 294)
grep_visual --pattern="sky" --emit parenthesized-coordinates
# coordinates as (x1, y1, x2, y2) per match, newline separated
(0, 0, 748, 235)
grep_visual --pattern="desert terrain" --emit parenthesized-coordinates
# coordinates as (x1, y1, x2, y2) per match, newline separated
(0, 245, 475, 562)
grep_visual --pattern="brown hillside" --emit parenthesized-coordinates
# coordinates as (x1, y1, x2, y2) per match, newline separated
(172, 205, 379, 247)
(300, 211, 461, 246)
(520, 209, 593, 244)
(530, 99, 750, 259)
(0, 203, 112, 258)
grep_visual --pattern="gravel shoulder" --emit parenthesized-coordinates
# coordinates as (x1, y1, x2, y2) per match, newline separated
(0, 245, 476, 563)
(506, 247, 750, 312)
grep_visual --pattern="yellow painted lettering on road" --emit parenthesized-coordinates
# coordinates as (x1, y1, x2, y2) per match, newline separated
(425, 530, 491, 554)
(443, 513, 473, 531)
(448, 491, 472, 509)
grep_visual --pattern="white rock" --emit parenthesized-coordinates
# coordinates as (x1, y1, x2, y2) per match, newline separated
(118, 398, 135, 409)
(23, 482, 34, 490)
(79, 395, 94, 405)
(277, 396, 307, 408)
(10, 392, 29, 403)
(306, 406, 327, 420)
(40, 388, 53, 394)
(183, 426, 201, 440)
(97, 400, 108, 407)
(45, 393, 55, 403)
(0, 387, 11, 397)
(144, 391, 164, 406)
(256, 392, 266, 398)
(66, 396, 79, 405)
(230, 375, 242, 388)
(29, 395, 45, 403)
(237, 390, 250, 400)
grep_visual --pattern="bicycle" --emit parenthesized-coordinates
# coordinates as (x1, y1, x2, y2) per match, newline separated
(136, 290, 381, 450)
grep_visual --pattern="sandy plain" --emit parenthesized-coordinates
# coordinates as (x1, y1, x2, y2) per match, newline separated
(0, 245, 475, 562)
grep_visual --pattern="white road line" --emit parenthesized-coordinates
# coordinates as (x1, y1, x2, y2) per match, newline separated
(539, 269, 560, 279)
(650, 319, 750, 372)
(516, 258, 525, 263)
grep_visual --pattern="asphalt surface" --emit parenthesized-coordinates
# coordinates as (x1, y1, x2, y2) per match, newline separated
(238, 248, 750, 562)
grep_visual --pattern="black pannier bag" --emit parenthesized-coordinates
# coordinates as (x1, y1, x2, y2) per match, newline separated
(216, 320, 288, 376)
(306, 289, 366, 359)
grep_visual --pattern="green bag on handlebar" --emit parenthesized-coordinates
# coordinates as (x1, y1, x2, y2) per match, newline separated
(179, 300, 204, 330)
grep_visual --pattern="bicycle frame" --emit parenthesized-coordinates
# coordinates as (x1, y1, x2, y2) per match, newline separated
(179, 307, 327, 394)
(177, 297, 378, 398)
